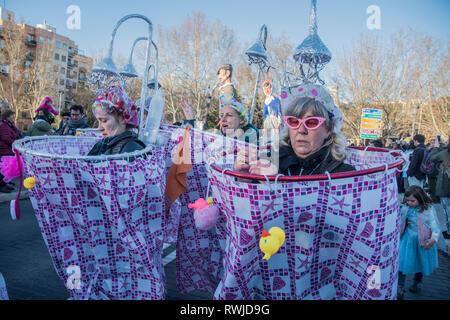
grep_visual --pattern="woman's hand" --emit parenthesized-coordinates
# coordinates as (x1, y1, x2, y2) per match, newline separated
(234, 147, 278, 175)
(249, 159, 278, 176)
(423, 239, 436, 250)
(234, 147, 258, 172)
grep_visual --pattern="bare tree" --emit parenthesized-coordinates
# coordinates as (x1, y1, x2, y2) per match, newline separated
(151, 11, 238, 128)
(333, 29, 449, 143)
(0, 21, 58, 124)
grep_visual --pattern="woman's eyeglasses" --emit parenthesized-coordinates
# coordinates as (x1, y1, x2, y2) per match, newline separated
(282, 116, 326, 130)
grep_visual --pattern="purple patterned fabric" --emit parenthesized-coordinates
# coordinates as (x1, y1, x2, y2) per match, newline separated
(14, 128, 403, 300)
(16, 136, 167, 300)
(207, 146, 401, 300)
(159, 125, 225, 294)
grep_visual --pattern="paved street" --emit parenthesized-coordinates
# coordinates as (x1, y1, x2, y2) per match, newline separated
(0, 197, 449, 300)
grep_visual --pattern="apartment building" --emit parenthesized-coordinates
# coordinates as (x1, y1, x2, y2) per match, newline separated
(0, 7, 92, 130)
(37, 22, 93, 112)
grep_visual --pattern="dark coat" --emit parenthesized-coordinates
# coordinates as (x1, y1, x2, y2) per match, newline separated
(0, 120, 17, 156)
(65, 118, 90, 136)
(87, 131, 146, 156)
(407, 143, 426, 180)
(26, 119, 53, 137)
(279, 145, 355, 176)
(430, 148, 450, 198)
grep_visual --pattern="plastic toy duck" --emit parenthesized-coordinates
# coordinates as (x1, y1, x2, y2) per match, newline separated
(188, 197, 220, 231)
(23, 177, 36, 189)
(188, 198, 210, 211)
(259, 227, 285, 260)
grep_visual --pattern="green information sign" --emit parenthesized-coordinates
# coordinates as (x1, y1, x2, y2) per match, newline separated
(360, 108, 383, 140)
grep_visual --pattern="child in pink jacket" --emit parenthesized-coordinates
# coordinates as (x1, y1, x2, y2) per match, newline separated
(36, 97, 59, 116)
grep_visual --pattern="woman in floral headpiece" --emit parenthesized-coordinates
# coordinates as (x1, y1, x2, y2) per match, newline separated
(216, 94, 259, 144)
(88, 86, 145, 156)
(234, 84, 355, 175)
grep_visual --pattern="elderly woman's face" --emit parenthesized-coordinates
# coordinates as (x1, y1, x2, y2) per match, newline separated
(95, 107, 127, 138)
(288, 108, 331, 159)
(220, 105, 243, 135)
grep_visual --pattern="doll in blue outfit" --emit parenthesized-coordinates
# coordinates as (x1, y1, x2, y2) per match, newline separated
(397, 185, 441, 299)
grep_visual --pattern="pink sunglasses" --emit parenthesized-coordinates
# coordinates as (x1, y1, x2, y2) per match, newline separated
(283, 116, 326, 130)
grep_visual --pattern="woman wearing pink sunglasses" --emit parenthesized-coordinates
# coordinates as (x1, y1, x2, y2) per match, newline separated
(234, 95, 354, 176)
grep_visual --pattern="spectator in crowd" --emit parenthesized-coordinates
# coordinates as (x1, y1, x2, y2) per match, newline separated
(427, 136, 446, 202)
(430, 137, 450, 238)
(36, 96, 59, 116)
(26, 108, 55, 137)
(402, 140, 416, 190)
(55, 111, 71, 135)
(406, 134, 426, 188)
(0, 101, 10, 114)
(369, 139, 384, 148)
(397, 185, 440, 298)
(0, 108, 18, 193)
(63, 105, 90, 136)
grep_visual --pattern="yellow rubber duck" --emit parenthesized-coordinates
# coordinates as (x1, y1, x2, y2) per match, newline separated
(259, 227, 285, 260)
(23, 177, 36, 189)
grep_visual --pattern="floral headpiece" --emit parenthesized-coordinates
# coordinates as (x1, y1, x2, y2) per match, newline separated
(280, 83, 343, 133)
(219, 93, 249, 125)
(92, 86, 139, 127)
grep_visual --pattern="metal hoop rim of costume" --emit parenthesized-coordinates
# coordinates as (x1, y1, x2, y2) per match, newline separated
(209, 159, 404, 182)
(13, 135, 155, 162)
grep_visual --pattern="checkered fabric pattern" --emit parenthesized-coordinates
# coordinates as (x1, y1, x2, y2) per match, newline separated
(18, 136, 167, 300)
(207, 144, 401, 300)
(159, 125, 225, 294)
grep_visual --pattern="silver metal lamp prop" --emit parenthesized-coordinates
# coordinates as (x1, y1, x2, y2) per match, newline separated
(119, 37, 146, 79)
(120, 37, 160, 88)
(293, 0, 331, 85)
(245, 24, 270, 124)
(90, 14, 154, 141)
(120, 37, 163, 145)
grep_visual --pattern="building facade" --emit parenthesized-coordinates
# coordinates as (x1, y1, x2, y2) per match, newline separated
(0, 7, 92, 130)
